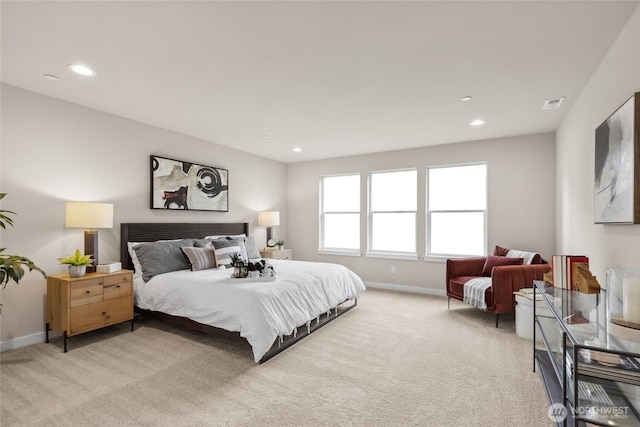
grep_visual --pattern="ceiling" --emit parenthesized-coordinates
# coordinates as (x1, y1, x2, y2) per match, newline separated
(1, 1, 638, 164)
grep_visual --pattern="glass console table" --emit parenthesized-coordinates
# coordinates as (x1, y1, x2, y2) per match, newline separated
(533, 280, 640, 427)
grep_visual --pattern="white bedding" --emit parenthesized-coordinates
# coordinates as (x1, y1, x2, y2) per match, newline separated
(134, 259, 366, 362)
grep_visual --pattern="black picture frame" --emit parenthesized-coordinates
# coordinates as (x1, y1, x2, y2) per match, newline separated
(594, 93, 640, 224)
(150, 155, 229, 212)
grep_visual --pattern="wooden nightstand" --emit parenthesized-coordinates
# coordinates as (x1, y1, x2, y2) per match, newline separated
(260, 248, 293, 260)
(46, 269, 134, 352)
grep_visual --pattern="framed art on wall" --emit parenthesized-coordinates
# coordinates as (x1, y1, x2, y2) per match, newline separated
(594, 92, 640, 224)
(151, 155, 228, 212)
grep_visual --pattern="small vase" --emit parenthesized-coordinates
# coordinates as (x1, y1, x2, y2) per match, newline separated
(68, 265, 86, 278)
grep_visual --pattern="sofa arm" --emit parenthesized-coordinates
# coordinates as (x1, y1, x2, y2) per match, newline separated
(490, 264, 551, 314)
(446, 257, 486, 281)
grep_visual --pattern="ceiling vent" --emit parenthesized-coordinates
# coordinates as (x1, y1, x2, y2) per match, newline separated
(542, 97, 565, 110)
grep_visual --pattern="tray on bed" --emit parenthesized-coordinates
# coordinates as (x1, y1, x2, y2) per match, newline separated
(228, 272, 276, 283)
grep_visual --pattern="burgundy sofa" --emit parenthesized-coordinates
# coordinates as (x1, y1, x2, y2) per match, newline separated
(446, 246, 550, 327)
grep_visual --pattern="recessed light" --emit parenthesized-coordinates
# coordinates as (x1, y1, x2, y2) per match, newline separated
(461, 96, 472, 102)
(470, 119, 485, 126)
(68, 64, 95, 76)
(43, 74, 58, 81)
(293, 147, 302, 152)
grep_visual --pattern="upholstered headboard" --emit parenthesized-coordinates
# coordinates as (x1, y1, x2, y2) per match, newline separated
(120, 222, 249, 271)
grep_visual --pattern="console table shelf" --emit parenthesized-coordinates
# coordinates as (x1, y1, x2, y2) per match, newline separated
(533, 280, 640, 427)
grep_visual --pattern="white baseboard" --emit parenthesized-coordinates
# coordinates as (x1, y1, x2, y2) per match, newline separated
(364, 281, 446, 297)
(1, 331, 46, 353)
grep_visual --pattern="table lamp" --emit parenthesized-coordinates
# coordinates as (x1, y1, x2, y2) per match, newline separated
(65, 202, 114, 272)
(258, 211, 280, 247)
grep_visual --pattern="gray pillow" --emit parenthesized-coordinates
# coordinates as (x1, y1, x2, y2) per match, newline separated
(134, 239, 194, 282)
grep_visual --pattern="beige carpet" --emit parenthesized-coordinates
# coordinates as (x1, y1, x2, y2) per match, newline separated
(1, 289, 551, 426)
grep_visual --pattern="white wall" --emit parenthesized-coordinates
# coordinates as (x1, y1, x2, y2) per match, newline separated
(0, 84, 287, 347)
(287, 133, 556, 293)
(556, 7, 640, 282)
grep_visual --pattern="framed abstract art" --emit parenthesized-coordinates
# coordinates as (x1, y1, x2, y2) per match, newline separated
(594, 93, 640, 224)
(150, 155, 229, 212)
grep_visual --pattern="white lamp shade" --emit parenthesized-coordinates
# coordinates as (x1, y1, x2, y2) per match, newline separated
(258, 211, 280, 227)
(65, 202, 114, 229)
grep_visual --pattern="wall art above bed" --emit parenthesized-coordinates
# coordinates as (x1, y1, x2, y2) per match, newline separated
(151, 155, 229, 211)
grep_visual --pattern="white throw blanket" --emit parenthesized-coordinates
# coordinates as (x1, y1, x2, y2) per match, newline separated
(507, 249, 539, 265)
(463, 277, 492, 310)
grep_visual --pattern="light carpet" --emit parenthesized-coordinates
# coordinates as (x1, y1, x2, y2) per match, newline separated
(1, 289, 551, 426)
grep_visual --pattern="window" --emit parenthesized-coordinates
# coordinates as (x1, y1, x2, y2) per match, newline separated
(320, 174, 360, 252)
(427, 163, 487, 257)
(368, 169, 417, 255)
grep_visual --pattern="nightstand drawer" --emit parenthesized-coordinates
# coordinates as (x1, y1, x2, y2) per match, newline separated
(70, 278, 104, 307)
(104, 279, 132, 300)
(70, 296, 133, 335)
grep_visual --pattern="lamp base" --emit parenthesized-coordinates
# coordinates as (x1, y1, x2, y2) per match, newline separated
(266, 226, 275, 247)
(84, 229, 98, 273)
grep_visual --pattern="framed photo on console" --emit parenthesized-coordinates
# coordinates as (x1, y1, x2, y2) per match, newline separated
(150, 155, 229, 212)
(594, 92, 640, 224)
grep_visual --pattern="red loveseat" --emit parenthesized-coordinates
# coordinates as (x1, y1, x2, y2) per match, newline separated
(446, 246, 551, 327)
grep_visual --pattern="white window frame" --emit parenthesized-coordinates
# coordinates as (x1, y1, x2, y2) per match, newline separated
(367, 168, 418, 260)
(425, 162, 487, 261)
(318, 173, 361, 256)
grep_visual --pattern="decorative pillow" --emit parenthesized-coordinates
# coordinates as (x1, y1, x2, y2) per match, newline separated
(133, 239, 194, 282)
(493, 245, 542, 264)
(224, 237, 248, 261)
(481, 255, 523, 276)
(211, 238, 242, 268)
(181, 246, 217, 271)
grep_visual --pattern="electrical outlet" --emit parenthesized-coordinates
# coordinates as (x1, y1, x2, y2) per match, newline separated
(391, 265, 396, 274)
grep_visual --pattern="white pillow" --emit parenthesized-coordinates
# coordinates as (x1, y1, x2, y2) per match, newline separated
(204, 234, 246, 240)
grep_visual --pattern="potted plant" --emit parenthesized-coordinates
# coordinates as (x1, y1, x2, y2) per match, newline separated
(58, 249, 93, 278)
(0, 193, 46, 312)
(276, 239, 285, 250)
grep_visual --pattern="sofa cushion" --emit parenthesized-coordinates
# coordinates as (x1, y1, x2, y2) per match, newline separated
(448, 276, 493, 303)
(481, 255, 523, 276)
(493, 245, 542, 264)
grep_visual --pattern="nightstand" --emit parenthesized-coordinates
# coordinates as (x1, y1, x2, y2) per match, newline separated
(46, 269, 134, 352)
(260, 248, 293, 260)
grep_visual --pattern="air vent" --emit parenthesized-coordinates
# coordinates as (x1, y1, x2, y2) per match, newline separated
(542, 97, 565, 110)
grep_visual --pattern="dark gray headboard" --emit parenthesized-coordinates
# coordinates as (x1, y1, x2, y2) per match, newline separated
(120, 222, 249, 270)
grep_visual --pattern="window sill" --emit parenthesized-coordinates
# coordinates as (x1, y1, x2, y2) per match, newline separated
(317, 249, 362, 257)
(365, 252, 418, 261)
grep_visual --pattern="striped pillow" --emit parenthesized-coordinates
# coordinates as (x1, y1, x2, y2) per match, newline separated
(211, 239, 242, 268)
(181, 247, 217, 271)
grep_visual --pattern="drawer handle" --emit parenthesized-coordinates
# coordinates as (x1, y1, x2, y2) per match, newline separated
(85, 290, 91, 294)
(102, 312, 111, 319)
(116, 285, 121, 288)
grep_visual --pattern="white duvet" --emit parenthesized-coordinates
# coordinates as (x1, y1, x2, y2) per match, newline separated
(134, 259, 366, 362)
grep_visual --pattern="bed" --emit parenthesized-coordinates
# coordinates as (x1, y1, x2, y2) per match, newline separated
(120, 222, 365, 363)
